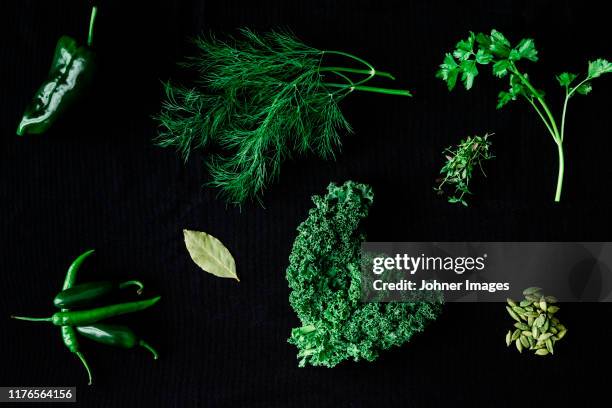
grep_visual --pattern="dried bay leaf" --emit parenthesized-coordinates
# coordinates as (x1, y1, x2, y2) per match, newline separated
(183, 229, 239, 281)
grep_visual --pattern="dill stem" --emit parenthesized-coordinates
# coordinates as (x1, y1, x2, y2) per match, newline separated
(324, 83, 412, 96)
(319, 67, 395, 80)
(321, 50, 377, 87)
(87, 6, 98, 47)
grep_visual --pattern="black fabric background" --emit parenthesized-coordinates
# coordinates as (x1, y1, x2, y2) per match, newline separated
(1, 1, 611, 407)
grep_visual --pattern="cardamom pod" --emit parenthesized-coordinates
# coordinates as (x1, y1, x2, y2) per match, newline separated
(538, 332, 553, 342)
(523, 287, 542, 296)
(514, 322, 530, 331)
(535, 314, 546, 327)
(507, 306, 521, 322)
(516, 338, 523, 353)
(542, 318, 550, 333)
(546, 338, 554, 354)
(547, 305, 560, 313)
(520, 335, 529, 348)
(505, 288, 566, 357)
(539, 297, 547, 311)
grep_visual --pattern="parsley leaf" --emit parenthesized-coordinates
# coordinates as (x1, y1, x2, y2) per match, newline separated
(475, 32, 491, 49)
(496, 90, 515, 109)
(587, 59, 612, 78)
(556, 72, 577, 87)
(453, 32, 475, 60)
(513, 38, 538, 62)
(476, 49, 493, 64)
(575, 82, 592, 95)
(436, 53, 460, 90)
(460, 60, 478, 89)
(492, 60, 510, 77)
(489, 30, 511, 57)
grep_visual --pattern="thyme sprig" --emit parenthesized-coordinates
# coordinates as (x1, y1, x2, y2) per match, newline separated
(435, 133, 494, 206)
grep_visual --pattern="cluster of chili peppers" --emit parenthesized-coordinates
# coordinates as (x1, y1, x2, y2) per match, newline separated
(11, 250, 160, 385)
(16, 6, 97, 136)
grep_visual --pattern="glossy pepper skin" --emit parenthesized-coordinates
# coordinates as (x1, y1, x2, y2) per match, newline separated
(12, 296, 162, 326)
(53, 280, 144, 309)
(77, 324, 159, 359)
(60, 250, 96, 385)
(16, 6, 97, 136)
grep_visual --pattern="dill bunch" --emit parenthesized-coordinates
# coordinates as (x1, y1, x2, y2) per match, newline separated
(435, 133, 494, 206)
(156, 29, 410, 205)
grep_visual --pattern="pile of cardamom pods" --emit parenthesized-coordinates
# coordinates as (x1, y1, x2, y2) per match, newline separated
(505, 287, 567, 356)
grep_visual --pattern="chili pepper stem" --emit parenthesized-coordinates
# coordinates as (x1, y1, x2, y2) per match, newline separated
(87, 6, 98, 47)
(76, 351, 93, 385)
(11, 315, 52, 322)
(139, 340, 159, 360)
(119, 280, 145, 295)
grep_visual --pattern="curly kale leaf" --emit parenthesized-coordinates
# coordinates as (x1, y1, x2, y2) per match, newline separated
(286, 181, 442, 367)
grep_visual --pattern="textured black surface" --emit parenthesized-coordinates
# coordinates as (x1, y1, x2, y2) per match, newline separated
(1, 1, 611, 407)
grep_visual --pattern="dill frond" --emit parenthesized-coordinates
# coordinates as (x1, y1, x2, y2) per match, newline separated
(155, 29, 409, 204)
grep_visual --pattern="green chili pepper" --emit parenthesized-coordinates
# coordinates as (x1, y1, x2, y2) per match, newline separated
(60, 249, 95, 385)
(53, 280, 144, 309)
(16, 6, 97, 136)
(61, 326, 93, 385)
(77, 324, 159, 360)
(12, 296, 161, 326)
(63, 249, 95, 291)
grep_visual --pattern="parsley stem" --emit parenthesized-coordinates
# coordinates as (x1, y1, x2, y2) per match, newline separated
(561, 77, 590, 141)
(524, 96, 557, 141)
(510, 64, 565, 202)
(87, 6, 97, 48)
(510, 65, 560, 140)
(555, 143, 565, 202)
(560, 92, 570, 142)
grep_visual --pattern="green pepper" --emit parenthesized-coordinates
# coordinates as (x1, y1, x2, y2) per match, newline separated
(63, 249, 95, 291)
(77, 324, 159, 360)
(12, 296, 161, 326)
(53, 280, 144, 309)
(16, 6, 97, 136)
(60, 250, 95, 385)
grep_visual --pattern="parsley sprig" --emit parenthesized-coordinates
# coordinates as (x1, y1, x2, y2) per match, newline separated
(435, 133, 494, 207)
(437, 30, 612, 202)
